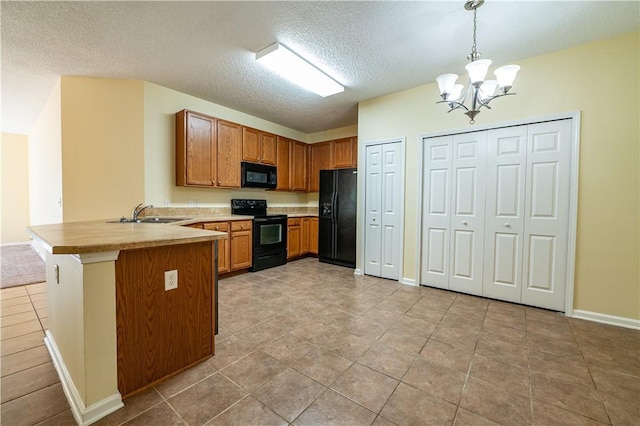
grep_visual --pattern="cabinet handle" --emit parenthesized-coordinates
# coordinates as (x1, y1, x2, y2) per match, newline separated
(215, 226, 219, 231)
(462, 221, 468, 226)
(218, 181, 221, 185)
(241, 224, 244, 229)
(232, 235, 235, 239)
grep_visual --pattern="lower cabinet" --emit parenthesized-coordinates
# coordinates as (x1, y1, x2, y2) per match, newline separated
(287, 218, 301, 259)
(287, 216, 318, 259)
(230, 220, 252, 270)
(197, 220, 252, 273)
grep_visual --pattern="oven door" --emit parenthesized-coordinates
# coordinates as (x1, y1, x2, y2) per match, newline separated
(253, 216, 287, 253)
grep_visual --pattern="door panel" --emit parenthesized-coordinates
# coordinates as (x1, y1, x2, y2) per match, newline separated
(380, 144, 402, 279)
(483, 126, 527, 303)
(521, 120, 571, 310)
(421, 136, 452, 288)
(365, 145, 382, 276)
(448, 132, 486, 295)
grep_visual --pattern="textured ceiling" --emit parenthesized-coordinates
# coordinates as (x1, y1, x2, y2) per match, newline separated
(2, 1, 638, 135)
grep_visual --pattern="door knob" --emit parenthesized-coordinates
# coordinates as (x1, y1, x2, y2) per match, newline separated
(372, 217, 376, 221)
(462, 221, 468, 226)
(504, 223, 511, 228)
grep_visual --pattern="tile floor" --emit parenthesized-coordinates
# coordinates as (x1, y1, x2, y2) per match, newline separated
(1, 258, 639, 425)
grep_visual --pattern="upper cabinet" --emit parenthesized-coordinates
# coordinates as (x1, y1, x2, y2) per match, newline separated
(242, 127, 277, 165)
(176, 108, 356, 193)
(276, 136, 291, 191)
(308, 142, 332, 193)
(331, 137, 358, 169)
(176, 110, 241, 188)
(290, 141, 308, 191)
(307, 137, 358, 192)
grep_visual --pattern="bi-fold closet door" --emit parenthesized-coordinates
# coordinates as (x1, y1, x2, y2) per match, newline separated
(421, 120, 572, 311)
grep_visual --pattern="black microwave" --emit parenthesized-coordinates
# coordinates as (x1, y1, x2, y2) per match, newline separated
(241, 162, 277, 189)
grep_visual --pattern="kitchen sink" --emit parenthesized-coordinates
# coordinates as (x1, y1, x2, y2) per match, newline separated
(107, 217, 191, 224)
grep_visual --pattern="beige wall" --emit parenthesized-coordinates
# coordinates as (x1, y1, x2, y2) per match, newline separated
(307, 125, 358, 144)
(1, 133, 30, 243)
(60, 77, 145, 221)
(358, 32, 639, 320)
(29, 79, 62, 226)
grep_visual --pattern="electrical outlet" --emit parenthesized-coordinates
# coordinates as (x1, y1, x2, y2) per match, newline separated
(188, 199, 195, 207)
(163, 199, 170, 207)
(164, 270, 178, 291)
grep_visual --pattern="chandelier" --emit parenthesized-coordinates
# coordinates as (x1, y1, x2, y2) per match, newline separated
(436, 0, 520, 124)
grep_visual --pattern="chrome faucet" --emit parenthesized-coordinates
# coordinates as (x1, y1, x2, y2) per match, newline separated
(132, 203, 153, 222)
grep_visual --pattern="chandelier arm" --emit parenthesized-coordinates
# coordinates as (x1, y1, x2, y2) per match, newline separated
(436, 99, 470, 113)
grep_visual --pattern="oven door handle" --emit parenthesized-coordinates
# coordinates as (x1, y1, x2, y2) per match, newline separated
(253, 217, 272, 223)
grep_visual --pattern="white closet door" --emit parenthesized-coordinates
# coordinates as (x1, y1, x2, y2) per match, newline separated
(421, 136, 452, 289)
(521, 120, 572, 310)
(483, 126, 527, 302)
(365, 144, 382, 277)
(380, 142, 403, 280)
(448, 132, 487, 295)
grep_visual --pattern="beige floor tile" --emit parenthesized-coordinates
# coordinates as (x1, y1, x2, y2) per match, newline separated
(261, 333, 316, 365)
(378, 327, 428, 355)
(0, 319, 43, 340)
(419, 338, 474, 374)
(322, 330, 374, 360)
(221, 350, 288, 392)
(0, 309, 38, 327)
(469, 353, 530, 397)
(36, 409, 78, 426)
(235, 322, 287, 347)
(1, 344, 50, 377)
(460, 377, 532, 425)
(207, 395, 287, 426)
(254, 368, 325, 422)
(155, 357, 217, 398)
(358, 341, 415, 380)
(292, 389, 377, 426)
(121, 401, 184, 425)
(94, 388, 163, 426)
(402, 357, 466, 404)
(0, 330, 45, 356)
(331, 363, 398, 413)
(1, 361, 59, 403)
(476, 335, 529, 368)
(1, 302, 34, 317)
(430, 323, 479, 351)
(372, 414, 397, 426)
(205, 335, 259, 371)
(290, 320, 341, 345)
(590, 365, 640, 403)
(529, 371, 608, 423)
(28, 291, 48, 302)
(0, 286, 28, 299)
(531, 399, 608, 425)
(380, 382, 457, 425)
(0, 383, 69, 425)
(529, 349, 594, 389)
(169, 373, 246, 425)
(601, 392, 640, 426)
(1, 296, 30, 308)
(404, 303, 447, 323)
(479, 320, 528, 346)
(25, 282, 47, 294)
(292, 347, 353, 387)
(453, 407, 501, 425)
(32, 299, 47, 310)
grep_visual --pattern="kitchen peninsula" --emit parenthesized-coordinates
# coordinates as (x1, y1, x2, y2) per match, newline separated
(27, 220, 226, 426)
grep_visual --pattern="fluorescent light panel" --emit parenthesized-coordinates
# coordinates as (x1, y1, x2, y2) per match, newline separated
(256, 43, 344, 97)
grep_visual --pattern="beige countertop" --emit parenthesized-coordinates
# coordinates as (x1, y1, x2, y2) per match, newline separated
(27, 220, 227, 255)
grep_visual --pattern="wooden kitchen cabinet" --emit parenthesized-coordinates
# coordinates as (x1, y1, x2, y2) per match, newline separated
(242, 127, 277, 165)
(176, 110, 241, 188)
(203, 222, 230, 274)
(309, 217, 319, 255)
(331, 137, 358, 169)
(276, 136, 291, 191)
(308, 141, 332, 192)
(290, 141, 308, 191)
(287, 218, 301, 259)
(230, 220, 252, 270)
(301, 217, 310, 255)
(216, 120, 242, 188)
(176, 110, 216, 187)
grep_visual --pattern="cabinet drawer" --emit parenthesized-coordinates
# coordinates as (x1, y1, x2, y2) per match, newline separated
(288, 218, 301, 227)
(231, 220, 252, 231)
(203, 222, 229, 232)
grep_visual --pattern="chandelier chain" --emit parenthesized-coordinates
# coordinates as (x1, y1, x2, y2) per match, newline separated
(470, 7, 479, 61)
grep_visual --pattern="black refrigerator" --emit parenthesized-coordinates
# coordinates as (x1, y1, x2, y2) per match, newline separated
(319, 168, 357, 268)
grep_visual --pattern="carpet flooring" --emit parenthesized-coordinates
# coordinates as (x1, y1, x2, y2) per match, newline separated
(1, 245, 46, 289)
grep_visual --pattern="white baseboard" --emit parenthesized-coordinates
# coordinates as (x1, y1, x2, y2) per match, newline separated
(571, 310, 640, 330)
(353, 268, 363, 276)
(401, 277, 417, 286)
(44, 331, 123, 425)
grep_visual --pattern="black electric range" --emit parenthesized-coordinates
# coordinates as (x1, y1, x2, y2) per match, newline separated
(231, 199, 287, 272)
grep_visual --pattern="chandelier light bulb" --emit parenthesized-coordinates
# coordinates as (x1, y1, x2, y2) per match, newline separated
(479, 79, 498, 100)
(465, 59, 492, 84)
(494, 65, 521, 92)
(449, 84, 464, 102)
(436, 73, 459, 99)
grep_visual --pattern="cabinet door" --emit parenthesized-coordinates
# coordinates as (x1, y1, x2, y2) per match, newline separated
(242, 127, 261, 163)
(301, 217, 310, 255)
(203, 222, 230, 274)
(261, 132, 277, 165)
(332, 137, 356, 169)
(276, 137, 291, 191)
(230, 221, 252, 270)
(309, 142, 332, 192)
(290, 141, 308, 191)
(216, 120, 242, 188)
(309, 217, 319, 254)
(288, 225, 301, 259)
(176, 110, 216, 187)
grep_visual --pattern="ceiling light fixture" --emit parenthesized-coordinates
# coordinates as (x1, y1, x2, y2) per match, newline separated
(436, 0, 520, 124)
(256, 42, 344, 97)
